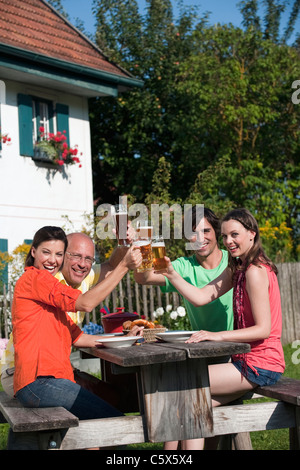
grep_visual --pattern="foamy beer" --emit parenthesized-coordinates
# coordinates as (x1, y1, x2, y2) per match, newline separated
(136, 220, 153, 239)
(113, 204, 129, 247)
(152, 236, 167, 271)
(134, 238, 153, 272)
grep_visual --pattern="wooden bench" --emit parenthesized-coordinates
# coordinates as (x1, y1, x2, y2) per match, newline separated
(0, 389, 152, 450)
(0, 391, 80, 449)
(218, 376, 300, 450)
(0, 390, 148, 450)
(1, 377, 299, 450)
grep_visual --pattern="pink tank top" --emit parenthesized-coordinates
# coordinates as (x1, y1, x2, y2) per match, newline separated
(232, 264, 285, 373)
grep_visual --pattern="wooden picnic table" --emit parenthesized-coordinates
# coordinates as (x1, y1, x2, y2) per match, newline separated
(80, 339, 250, 443)
(4, 338, 298, 450)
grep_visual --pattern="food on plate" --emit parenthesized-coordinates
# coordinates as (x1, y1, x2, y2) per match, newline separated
(123, 320, 135, 329)
(123, 319, 163, 330)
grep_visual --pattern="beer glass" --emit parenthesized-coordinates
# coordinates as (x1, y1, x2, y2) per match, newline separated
(133, 237, 153, 272)
(136, 220, 153, 239)
(112, 204, 129, 247)
(152, 236, 167, 271)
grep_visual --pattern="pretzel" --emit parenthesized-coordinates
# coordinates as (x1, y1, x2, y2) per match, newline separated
(123, 320, 133, 330)
(123, 319, 155, 330)
(131, 319, 155, 329)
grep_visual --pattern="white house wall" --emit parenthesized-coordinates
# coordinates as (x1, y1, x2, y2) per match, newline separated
(0, 79, 94, 252)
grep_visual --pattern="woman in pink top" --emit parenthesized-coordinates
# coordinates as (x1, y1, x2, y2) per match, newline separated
(158, 208, 285, 450)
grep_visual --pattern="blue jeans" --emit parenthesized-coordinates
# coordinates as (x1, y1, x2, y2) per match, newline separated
(232, 360, 282, 386)
(15, 376, 123, 420)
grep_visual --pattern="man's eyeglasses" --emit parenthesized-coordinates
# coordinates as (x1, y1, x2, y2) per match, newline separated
(66, 252, 95, 265)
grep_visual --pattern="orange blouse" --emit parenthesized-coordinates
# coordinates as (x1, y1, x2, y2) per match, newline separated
(12, 267, 82, 394)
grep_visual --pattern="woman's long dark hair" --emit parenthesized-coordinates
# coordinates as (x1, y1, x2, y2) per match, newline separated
(25, 226, 68, 267)
(222, 208, 278, 277)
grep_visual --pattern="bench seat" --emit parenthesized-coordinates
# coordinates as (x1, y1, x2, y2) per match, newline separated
(256, 376, 300, 406)
(0, 391, 78, 432)
(1, 377, 299, 450)
(219, 377, 300, 449)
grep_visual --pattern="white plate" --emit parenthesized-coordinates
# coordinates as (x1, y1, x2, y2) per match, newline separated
(96, 335, 140, 348)
(156, 331, 197, 343)
(99, 333, 124, 337)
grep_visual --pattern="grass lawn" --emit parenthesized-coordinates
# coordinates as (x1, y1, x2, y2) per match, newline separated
(0, 343, 299, 451)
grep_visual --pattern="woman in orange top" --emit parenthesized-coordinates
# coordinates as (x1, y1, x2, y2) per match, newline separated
(13, 226, 142, 420)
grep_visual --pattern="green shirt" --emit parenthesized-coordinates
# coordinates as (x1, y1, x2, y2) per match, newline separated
(160, 250, 233, 332)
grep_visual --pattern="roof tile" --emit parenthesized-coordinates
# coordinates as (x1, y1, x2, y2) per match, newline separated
(0, 0, 130, 78)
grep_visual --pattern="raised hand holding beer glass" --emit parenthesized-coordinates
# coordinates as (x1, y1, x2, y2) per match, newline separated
(152, 236, 168, 272)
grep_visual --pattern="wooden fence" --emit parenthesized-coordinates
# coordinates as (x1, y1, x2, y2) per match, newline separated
(277, 263, 300, 345)
(1, 263, 299, 345)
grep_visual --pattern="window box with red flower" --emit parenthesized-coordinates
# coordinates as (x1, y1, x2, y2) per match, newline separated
(33, 127, 82, 167)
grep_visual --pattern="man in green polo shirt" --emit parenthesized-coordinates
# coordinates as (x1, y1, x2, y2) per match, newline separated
(135, 207, 233, 332)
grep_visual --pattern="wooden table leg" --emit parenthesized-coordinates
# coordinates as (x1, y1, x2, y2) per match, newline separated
(140, 357, 214, 443)
(289, 406, 300, 450)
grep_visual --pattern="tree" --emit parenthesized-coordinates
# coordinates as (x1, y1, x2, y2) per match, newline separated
(60, 0, 300, 260)
(89, 0, 201, 203)
(238, 0, 300, 43)
(175, 24, 300, 258)
(89, 0, 299, 196)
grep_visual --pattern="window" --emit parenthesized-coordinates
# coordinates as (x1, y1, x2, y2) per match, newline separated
(32, 99, 52, 145)
(18, 94, 69, 157)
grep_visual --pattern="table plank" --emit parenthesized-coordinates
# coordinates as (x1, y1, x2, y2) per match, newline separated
(79, 342, 186, 367)
(80, 341, 250, 366)
(156, 341, 251, 358)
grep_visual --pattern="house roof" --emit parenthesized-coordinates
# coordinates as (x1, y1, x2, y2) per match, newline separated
(0, 0, 142, 96)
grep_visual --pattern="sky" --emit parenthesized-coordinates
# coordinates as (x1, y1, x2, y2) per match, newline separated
(61, 0, 300, 42)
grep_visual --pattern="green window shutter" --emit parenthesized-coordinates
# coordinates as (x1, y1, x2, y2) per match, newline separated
(56, 103, 69, 146)
(18, 93, 34, 157)
(0, 239, 8, 286)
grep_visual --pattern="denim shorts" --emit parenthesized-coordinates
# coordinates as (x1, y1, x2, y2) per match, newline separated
(232, 360, 282, 386)
(15, 376, 123, 420)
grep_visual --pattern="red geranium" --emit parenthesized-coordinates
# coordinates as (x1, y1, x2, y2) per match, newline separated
(0, 128, 11, 145)
(35, 128, 82, 167)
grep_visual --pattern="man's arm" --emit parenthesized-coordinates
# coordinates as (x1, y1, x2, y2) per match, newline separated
(97, 246, 129, 282)
(75, 247, 141, 312)
(160, 257, 233, 307)
(97, 222, 136, 282)
(134, 269, 166, 286)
